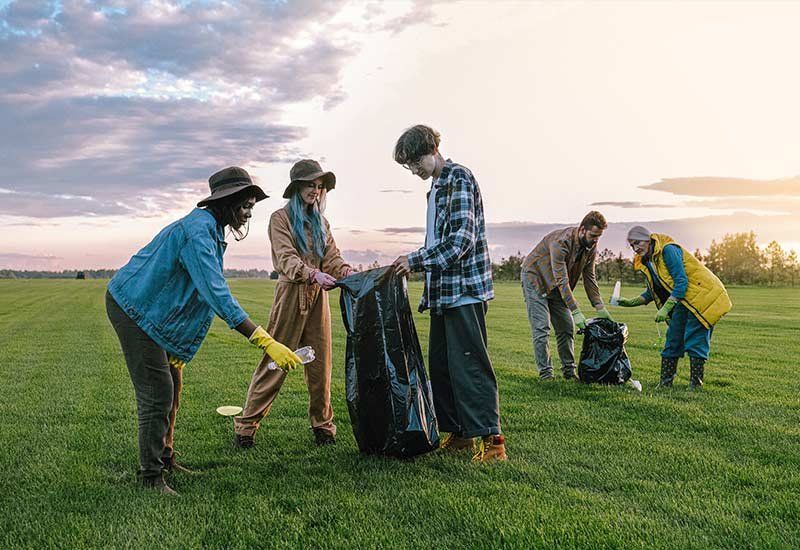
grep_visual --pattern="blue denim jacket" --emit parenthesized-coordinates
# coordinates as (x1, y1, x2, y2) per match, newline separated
(108, 208, 248, 361)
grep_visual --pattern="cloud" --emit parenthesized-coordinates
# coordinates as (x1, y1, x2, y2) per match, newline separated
(482, 214, 800, 260)
(0, 0, 426, 218)
(0, 252, 62, 270)
(379, 189, 414, 194)
(640, 176, 800, 197)
(0, 186, 135, 217)
(592, 194, 800, 216)
(591, 201, 676, 209)
(381, 226, 425, 234)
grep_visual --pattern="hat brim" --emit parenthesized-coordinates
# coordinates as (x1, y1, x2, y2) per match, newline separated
(197, 183, 268, 208)
(282, 171, 336, 199)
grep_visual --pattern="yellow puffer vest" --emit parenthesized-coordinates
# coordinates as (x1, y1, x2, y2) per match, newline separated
(633, 234, 732, 328)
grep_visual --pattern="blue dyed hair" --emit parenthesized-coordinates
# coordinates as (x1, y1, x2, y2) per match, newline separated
(288, 193, 327, 258)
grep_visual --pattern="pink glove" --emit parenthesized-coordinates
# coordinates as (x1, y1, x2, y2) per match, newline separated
(312, 270, 337, 290)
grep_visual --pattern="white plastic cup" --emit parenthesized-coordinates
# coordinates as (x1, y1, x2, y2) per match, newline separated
(264, 345, 316, 371)
(610, 280, 621, 306)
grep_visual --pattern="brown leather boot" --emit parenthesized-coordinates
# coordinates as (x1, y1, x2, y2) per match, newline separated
(440, 433, 476, 452)
(313, 428, 336, 446)
(233, 434, 255, 449)
(141, 473, 178, 496)
(472, 434, 508, 463)
(162, 451, 196, 475)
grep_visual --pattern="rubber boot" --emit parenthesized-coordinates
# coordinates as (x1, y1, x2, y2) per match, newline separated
(657, 357, 678, 388)
(689, 357, 705, 390)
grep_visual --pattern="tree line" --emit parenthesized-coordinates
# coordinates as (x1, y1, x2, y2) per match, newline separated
(490, 232, 800, 286)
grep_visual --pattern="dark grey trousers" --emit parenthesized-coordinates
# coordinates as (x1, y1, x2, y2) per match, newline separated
(428, 302, 501, 438)
(106, 292, 181, 479)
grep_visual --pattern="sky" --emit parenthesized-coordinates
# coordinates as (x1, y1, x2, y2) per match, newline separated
(2, 0, 800, 271)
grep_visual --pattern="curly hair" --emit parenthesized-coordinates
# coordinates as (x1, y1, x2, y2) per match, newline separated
(204, 188, 257, 241)
(393, 124, 441, 165)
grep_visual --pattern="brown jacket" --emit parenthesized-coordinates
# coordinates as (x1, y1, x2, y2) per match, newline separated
(269, 207, 350, 313)
(521, 226, 603, 312)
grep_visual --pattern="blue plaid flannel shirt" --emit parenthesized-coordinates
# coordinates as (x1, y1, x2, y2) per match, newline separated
(407, 159, 494, 313)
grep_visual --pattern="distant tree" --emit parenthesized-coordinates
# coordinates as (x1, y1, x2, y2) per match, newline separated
(785, 250, 799, 287)
(706, 232, 765, 285)
(492, 253, 523, 281)
(693, 248, 705, 262)
(596, 248, 615, 282)
(764, 240, 786, 286)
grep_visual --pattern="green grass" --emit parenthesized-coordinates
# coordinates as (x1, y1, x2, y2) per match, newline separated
(1, 279, 799, 549)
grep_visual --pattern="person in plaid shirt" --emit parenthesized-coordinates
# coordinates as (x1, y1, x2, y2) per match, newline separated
(392, 125, 506, 463)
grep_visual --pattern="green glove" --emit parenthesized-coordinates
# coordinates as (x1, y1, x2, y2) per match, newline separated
(617, 296, 646, 307)
(655, 298, 677, 323)
(572, 309, 587, 330)
(248, 326, 302, 371)
(594, 307, 613, 320)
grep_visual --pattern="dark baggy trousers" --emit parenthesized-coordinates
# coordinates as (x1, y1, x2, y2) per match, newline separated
(106, 292, 182, 479)
(428, 302, 501, 438)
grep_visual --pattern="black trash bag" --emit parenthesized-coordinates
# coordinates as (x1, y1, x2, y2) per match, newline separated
(578, 318, 632, 385)
(337, 265, 439, 458)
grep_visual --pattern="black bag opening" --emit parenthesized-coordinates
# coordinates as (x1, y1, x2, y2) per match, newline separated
(578, 318, 633, 385)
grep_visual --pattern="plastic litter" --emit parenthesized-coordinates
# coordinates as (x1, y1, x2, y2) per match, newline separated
(264, 345, 316, 371)
(578, 318, 633, 385)
(610, 280, 621, 306)
(337, 265, 439, 458)
(216, 405, 243, 416)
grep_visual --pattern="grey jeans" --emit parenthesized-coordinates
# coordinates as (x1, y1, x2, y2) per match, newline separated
(106, 291, 182, 479)
(521, 278, 576, 378)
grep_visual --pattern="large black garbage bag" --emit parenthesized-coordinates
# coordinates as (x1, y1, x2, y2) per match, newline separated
(578, 318, 632, 385)
(337, 266, 439, 458)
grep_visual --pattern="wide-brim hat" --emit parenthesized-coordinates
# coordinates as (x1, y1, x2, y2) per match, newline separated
(282, 159, 336, 199)
(197, 166, 268, 207)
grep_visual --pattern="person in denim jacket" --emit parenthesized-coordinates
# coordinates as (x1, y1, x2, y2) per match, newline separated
(106, 166, 302, 495)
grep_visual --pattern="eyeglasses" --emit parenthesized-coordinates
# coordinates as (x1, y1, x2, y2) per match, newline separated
(303, 182, 326, 191)
(402, 159, 425, 171)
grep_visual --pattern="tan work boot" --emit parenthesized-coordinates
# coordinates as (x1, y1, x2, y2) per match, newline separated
(440, 433, 476, 452)
(472, 434, 508, 463)
(141, 474, 179, 496)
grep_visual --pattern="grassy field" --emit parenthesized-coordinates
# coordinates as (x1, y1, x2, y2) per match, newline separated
(1, 279, 799, 549)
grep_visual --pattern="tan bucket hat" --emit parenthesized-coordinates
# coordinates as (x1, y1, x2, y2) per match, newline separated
(197, 166, 268, 207)
(282, 159, 336, 199)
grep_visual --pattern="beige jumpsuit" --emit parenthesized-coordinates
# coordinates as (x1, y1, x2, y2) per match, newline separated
(234, 207, 350, 437)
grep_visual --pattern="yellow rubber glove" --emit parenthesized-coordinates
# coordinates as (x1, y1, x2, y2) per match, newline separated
(167, 354, 186, 370)
(248, 326, 302, 371)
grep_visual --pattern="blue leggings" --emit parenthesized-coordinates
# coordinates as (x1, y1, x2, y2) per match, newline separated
(661, 303, 713, 360)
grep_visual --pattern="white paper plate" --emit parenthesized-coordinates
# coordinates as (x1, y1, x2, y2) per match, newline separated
(216, 405, 243, 416)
